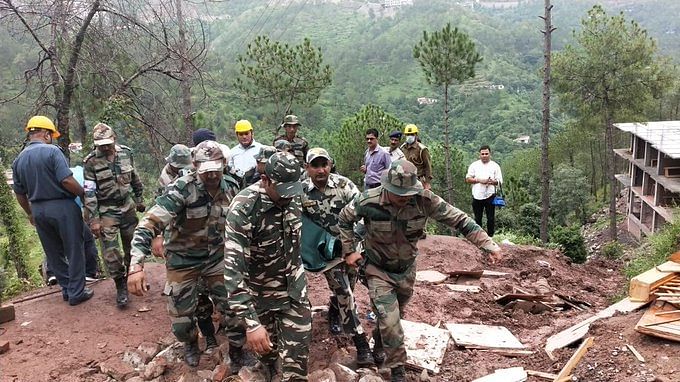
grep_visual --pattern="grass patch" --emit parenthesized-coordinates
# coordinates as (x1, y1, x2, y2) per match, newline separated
(624, 212, 680, 281)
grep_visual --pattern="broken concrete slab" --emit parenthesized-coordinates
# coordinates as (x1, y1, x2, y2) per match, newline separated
(401, 319, 450, 374)
(416, 270, 448, 284)
(471, 366, 527, 382)
(308, 368, 336, 382)
(0, 304, 15, 324)
(446, 323, 526, 350)
(444, 284, 481, 293)
(0, 340, 9, 354)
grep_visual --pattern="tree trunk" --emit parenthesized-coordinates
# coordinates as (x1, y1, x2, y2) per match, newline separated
(176, 0, 195, 145)
(55, 0, 100, 161)
(589, 140, 597, 199)
(604, 101, 618, 242)
(443, 85, 453, 204)
(539, 0, 554, 244)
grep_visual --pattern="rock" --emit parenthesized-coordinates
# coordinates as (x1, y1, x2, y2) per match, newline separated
(158, 335, 177, 347)
(358, 375, 385, 382)
(197, 369, 214, 379)
(309, 369, 337, 382)
(138, 342, 161, 360)
(142, 358, 167, 380)
(126, 377, 144, 382)
(239, 364, 270, 382)
(329, 348, 353, 365)
(177, 371, 204, 382)
(330, 363, 358, 382)
(124, 349, 151, 369)
(212, 364, 230, 382)
(0, 340, 10, 354)
(100, 356, 137, 381)
(420, 369, 430, 381)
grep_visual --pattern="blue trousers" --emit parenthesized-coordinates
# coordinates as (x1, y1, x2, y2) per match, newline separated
(32, 199, 86, 300)
(45, 224, 99, 278)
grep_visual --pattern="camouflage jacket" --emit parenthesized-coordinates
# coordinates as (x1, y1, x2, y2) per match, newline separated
(157, 164, 192, 197)
(338, 187, 499, 274)
(400, 142, 433, 182)
(273, 135, 308, 165)
(130, 171, 240, 267)
(83, 145, 143, 222)
(301, 173, 359, 237)
(224, 182, 307, 330)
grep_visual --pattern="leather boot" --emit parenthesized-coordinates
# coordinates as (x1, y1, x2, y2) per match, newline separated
(114, 277, 128, 308)
(391, 365, 406, 382)
(205, 335, 218, 352)
(328, 296, 342, 335)
(228, 346, 257, 375)
(372, 328, 386, 365)
(352, 334, 375, 367)
(183, 341, 200, 367)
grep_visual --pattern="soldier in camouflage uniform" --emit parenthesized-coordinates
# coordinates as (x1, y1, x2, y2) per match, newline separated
(300, 148, 373, 366)
(255, 145, 278, 176)
(338, 160, 502, 382)
(157, 144, 193, 196)
(224, 152, 311, 382)
(83, 123, 145, 308)
(127, 141, 249, 369)
(274, 115, 308, 165)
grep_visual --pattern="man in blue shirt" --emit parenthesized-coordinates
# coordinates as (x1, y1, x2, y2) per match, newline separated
(12, 116, 93, 306)
(361, 128, 391, 190)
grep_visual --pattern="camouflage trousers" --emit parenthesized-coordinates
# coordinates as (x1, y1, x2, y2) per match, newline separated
(324, 262, 364, 335)
(98, 206, 137, 279)
(365, 262, 415, 369)
(165, 254, 245, 346)
(258, 298, 312, 381)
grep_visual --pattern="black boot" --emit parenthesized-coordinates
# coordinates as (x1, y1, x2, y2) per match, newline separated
(372, 328, 386, 365)
(228, 346, 257, 375)
(328, 296, 342, 335)
(114, 277, 129, 308)
(352, 334, 375, 367)
(391, 365, 406, 382)
(184, 341, 200, 367)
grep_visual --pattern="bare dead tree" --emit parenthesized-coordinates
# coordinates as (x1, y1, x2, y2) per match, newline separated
(539, 0, 555, 244)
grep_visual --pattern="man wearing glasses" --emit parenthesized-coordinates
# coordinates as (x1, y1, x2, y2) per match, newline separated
(360, 128, 391, 190)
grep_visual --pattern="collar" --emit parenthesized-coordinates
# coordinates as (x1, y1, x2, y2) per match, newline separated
(196, 175, 228, 195)
(368, 144, 383, 154)
(306, 173, 338, 192)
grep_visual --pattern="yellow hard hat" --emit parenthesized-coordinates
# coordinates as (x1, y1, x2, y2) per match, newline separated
(25, 115, 60, 138)
(234, 119, 253, 133)
(404, 124, 419, 135)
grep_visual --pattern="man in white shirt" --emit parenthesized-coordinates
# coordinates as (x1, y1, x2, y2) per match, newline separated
(387, 131, 405, 162)
(465, 145, 503, 237)
(229, 119, 262, 186)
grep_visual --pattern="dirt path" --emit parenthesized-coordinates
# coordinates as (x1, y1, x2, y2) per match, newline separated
(1, 236, 679, 381)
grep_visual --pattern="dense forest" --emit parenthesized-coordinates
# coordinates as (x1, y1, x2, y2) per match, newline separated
(1, 0, 680, 246)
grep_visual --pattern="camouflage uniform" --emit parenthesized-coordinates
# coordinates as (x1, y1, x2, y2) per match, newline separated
(157, 144, 193, 196)
(129, 141, 245, 351)
(301, 150, 363, 336)
(400, 141, 433, 185)
(274, 114, 308, 165)
(83, 123, 143, 281)
(338, 160, 500, 371)
(224, 152, 311, 381)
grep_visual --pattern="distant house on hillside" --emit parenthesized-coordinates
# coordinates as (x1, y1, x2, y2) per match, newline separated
(614, 121, 680, 239)
(513, 135, 530, 144)
(417, 97, 438, 105)
(383, 0, 413, 8)
(476, 0, 531, 9)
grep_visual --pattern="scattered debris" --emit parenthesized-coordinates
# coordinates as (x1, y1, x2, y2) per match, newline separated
(626, 344, 645, 363)
(495, 293, 550, 305)
(0, 303, 15, 324)
(444, 284, 480, 293)
(635, 302, 680, 341)
(554, 336, 594, 381)
(629, 262, 679, 302)
(401, 319, 450, 373)
(416, 270, 448, 284)
(471, 366, 527, 382)
(526, 369, 558, 380)
(20, 321, 31, 327)
(0, 340, 9, 354)
(446, 323, 526, 351)
(138, 306, 151, 313)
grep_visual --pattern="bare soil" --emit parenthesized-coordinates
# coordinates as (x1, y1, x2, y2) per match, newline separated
(2, 235, 679, 381)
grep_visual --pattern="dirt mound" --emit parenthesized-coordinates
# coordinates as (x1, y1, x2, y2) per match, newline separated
(1, 235, 677, 381)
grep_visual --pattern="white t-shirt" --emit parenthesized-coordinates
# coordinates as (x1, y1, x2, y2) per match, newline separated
(229, 140, 262, 177)
(466, 159, 503, 200)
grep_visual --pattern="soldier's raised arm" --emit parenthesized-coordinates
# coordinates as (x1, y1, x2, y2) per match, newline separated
(223, 195, 260, 331)
(425, 191, 500, 255)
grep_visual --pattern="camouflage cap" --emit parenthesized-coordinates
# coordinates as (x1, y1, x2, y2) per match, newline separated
(274, 139, 292, 152)
(282, 114, 301, 126)
(380, 159, 423, 196)
(93, 123, 115, 146)
(265, 152, 303, 198)
(193, 140, 225, 174)
(165, 144, 193, 169)
(255, 145, 277, 164)
(306, 147, 332, 164)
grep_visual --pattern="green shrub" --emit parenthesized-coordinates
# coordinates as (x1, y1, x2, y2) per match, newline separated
(517, 203, 542, 238)
(602, 241, 624, 259)
(551, 225, 587, 263)
(625, 215, 680, 280)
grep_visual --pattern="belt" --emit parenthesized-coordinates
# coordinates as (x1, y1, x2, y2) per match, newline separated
(100, 198, 129, 207)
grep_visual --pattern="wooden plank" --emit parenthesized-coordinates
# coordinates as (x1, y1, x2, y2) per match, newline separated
(448, 270, 484, 278)
(554, 337, 594, 381)
(446, 323, 526, 350)
(481, 270, 510, 278)
(545, 298, 647, 360)
(445, 284, 481, 293)
(659, 286, 680, 292)
(416, 270, 448, 284)
(635, 303, 680, 341)
(526, 370, 558, 380)
(495, 293, 551, 305)
(656, 262, 680, 273)
(626, 344, 645, 363)
(472, 367, 527, 382)
(0, 304, 15, 324)
(655, 309, 680, 316)
(477, 349, 533, 357)
(629, 262, 678, 302)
